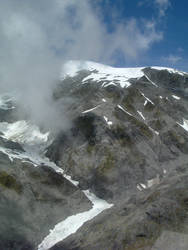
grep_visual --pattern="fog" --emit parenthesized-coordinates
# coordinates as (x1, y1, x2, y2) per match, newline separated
(0, 0, 162, 132)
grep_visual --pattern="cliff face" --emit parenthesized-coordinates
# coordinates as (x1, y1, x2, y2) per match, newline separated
(0, 61, 188, 249)
(46, 62, 188, 249)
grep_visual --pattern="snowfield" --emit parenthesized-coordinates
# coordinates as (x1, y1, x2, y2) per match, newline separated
(38, 190, 113, 250)
(0, 118, 113, 250)
(61, 60, 186, 89)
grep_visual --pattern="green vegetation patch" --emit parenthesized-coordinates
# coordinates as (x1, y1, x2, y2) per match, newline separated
(0, 171, 22, 194)
(98, 149, 115, 174)
(112, 125, 134, 147)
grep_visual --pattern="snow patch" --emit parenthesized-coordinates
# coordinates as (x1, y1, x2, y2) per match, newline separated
(147, 175, 160, 188)
(140, 92, 154, 105)
(0, 121, 49, 146)
(82, 105, 100, 114)
(151, 66, 186, 76)
(104, 116, 113, 126)
(144, 74, 158, 87)
(137, 175, 160, 191)
(61, 61, 144, 89)
(177, 119, 188, 132)
(117, 105, 133, 117)
(172, 95, 180, 100)
(38, 190, 113, 250)
(144, 100, 148, 106)
(148, 126, 159, 135)
(137, 111, 145, 120)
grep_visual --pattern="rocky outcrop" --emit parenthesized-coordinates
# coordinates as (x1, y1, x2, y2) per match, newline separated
(47, 68, 188, 203)
(0, 151, 91, 249)
(1, 63, 188, 250)
(50, 165, 188, 250)
(45, 66, 188, 249)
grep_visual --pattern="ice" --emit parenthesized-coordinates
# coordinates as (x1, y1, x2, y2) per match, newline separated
(144, 74, 158, 87)
(140, 92, 154, 105)
(0, 121, 49, 146)
(148, 126, 159, 135)
(177, 119, 188, 132)
(61, 60, 144, 89)
(144, 100, 148, 106)
(151, 66, 186, 76)
(61, 61, 186, 91)
(82, 105, 101, 114)
(140, 183, 147, 189)
(0, 118, 113, 250)
(117, 105, 133, 117)
(172, 95, 180, 100)
(147, 175, 160, 188)
(38, 190, 113, 250)
(104, 116, 113, 126)
(137, 111, 145, 120)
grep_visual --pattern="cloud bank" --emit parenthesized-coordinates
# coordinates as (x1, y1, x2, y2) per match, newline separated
(0, 0, 164, 131)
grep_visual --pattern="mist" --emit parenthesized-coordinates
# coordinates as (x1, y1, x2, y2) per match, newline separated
(0, 0, 163, 132)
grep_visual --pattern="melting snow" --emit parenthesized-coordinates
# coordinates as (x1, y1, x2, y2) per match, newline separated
(61, 60, 144, 88)
(172, 95, 180, 100)
(140, 92, 154, 105)
(82, 105, 100, 114)
(148, 126, 159, 135)
(104, 116, 113, 126)
(0, 121, 49, 146)
(61, 61, 186, 91)
(38, 190, 113, 250)
(0, 119, 113, 250)
(177, 119, 188, 132)
(137, 111, 145, 120)
(147, 175, 160, 188)
(151, 66, 186, 76)
(117, 105, 133, 117)
(137, 175, 160, 191)
(144, 74, 158, 87)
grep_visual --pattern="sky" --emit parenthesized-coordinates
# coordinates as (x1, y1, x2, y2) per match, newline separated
(0, 0, 187, 130)
(93, 0, 188, 71)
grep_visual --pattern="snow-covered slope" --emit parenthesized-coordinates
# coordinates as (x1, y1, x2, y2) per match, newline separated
(0, 93, 113, 250)
(61, 60, 185, 88)
(0, 61, 188, 250)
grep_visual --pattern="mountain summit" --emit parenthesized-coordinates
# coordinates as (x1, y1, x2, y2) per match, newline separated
(0, 61, 188, 249)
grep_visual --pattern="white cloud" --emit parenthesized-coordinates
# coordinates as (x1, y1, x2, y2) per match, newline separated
(162, 54, 182, 64)
(0, 0, 164, 131)
(155, 0, 171, 16)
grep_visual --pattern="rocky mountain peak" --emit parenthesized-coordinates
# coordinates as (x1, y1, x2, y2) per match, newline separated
(0, 61, 188, 249)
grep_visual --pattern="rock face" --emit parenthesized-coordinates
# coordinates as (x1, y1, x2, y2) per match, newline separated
(0, 151, 91, 249)
(1, 61, 188, 250)
(50, 167, 188, 250)
(46, 62, 188, 249)
(48, 65, 188, 202)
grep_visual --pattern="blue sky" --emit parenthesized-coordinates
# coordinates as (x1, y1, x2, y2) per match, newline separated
(0, 0, 187, 73)
(93, 0, 187, 70)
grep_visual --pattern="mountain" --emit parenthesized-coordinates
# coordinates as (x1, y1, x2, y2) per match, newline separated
(0, 61, 188, 250)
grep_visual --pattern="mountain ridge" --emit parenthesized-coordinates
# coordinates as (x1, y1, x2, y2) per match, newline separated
(0, 61, 188, 249)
